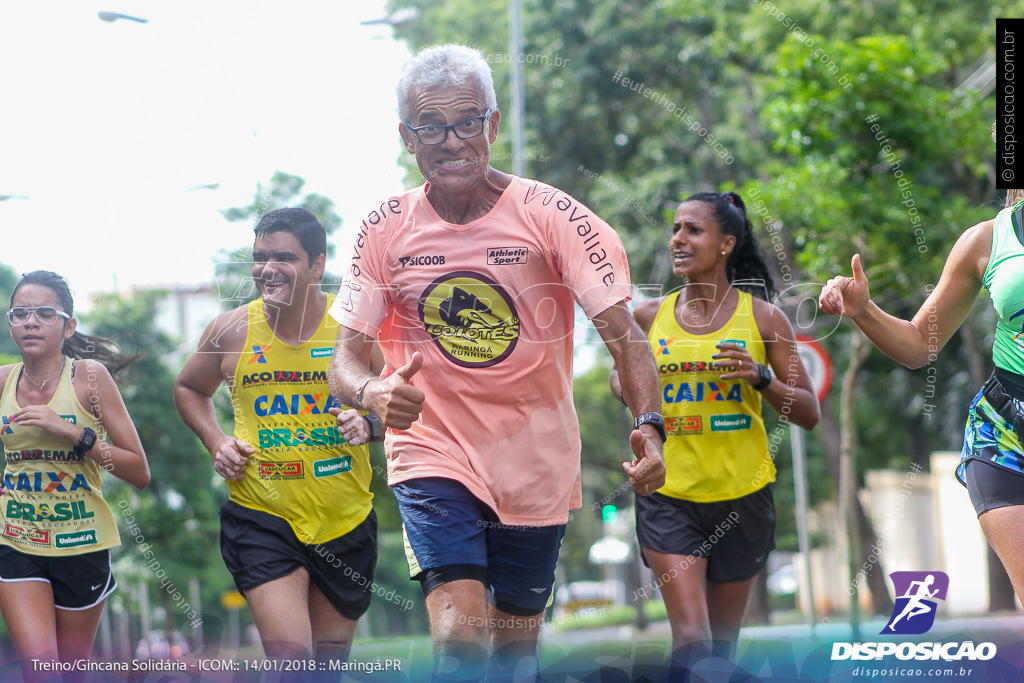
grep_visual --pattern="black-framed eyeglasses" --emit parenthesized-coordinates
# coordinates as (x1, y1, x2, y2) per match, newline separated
(7, 306, 71, 326)
(403, 109, 494, 145)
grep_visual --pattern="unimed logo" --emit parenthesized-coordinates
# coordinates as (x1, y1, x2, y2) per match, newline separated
(55, 529, 97, 549)
(314, 456, 352, 478)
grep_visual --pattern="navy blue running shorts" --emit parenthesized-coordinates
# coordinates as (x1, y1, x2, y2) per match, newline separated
(392, 477, 565, 616)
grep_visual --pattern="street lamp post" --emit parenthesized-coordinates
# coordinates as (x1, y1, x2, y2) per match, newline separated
(509, 0, 526, 177)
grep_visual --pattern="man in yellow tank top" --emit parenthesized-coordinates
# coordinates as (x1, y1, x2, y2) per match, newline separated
(175, 208, 380, 664)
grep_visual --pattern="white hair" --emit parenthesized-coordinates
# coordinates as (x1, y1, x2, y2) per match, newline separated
(397, 44, 498, 122)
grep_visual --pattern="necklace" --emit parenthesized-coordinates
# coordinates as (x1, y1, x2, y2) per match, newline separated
(22, 357, 66, 391)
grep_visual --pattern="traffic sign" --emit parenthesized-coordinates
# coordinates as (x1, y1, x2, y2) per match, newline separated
(796, 335, 833, 402)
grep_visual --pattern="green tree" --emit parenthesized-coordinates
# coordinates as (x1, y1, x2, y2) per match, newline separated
(756, 31, 995, 617)
(0, 261, 22, 358)
(384, 0, 1022, 621)
(85, 291, 233, 640)
(570, 359, 633, 583)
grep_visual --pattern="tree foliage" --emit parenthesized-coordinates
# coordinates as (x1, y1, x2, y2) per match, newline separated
(85, 291, 232, 636)
(0, 261, 22, 358)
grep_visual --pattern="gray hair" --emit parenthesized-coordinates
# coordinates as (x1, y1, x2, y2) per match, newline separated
(397, 44, 498, 122)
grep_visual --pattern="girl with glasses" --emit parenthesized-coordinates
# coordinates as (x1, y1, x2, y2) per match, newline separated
(0, 270, 149, 681)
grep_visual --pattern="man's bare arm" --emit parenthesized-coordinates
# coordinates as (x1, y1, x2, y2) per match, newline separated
(593, 302, 666, 494)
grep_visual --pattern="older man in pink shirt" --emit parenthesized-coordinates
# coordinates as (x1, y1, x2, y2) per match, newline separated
(328, 44, 665, 682)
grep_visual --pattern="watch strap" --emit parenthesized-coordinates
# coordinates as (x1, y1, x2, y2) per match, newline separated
(362, 414, 384, 442)
(753, 363, 772, 391)
(633, 412, 667, 443)
(74, 427, 97, 455)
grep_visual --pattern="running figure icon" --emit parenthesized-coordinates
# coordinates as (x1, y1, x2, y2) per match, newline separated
(887, 574, 938, 631)
(882, 571, 949, 635)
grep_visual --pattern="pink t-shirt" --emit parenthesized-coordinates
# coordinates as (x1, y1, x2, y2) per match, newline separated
(330, 176, 632, 525)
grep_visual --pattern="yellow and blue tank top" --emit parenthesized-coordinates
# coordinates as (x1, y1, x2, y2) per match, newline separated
(0, 359, 120, 556)
(984, 200, 1024, 377)
(230, 295, 373, 544)
(650, 290, 772, 502)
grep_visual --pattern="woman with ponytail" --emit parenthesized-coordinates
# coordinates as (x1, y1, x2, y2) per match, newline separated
(0, 270, 149, 680)
(611, 191, 819, 666)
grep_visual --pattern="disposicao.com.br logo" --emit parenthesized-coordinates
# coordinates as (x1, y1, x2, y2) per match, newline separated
(831, 571, 996, 662)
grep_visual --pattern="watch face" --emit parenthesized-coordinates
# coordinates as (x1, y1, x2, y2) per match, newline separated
(634, 413, 667, 442)
(75, 428, 97, 453)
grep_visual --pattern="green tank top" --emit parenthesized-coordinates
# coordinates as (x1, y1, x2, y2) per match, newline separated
(983, 201, 1024, 376)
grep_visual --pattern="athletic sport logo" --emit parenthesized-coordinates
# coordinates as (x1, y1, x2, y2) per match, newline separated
(248, 344, 271, 364)
(882, 571, 949, 635)
(656, 338, 676, 355)
(1, 416, 13, 435)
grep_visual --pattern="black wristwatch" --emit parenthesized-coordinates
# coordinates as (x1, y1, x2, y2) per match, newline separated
(753, 363, 772, 391)
(633, 412, 667, 443)
(74, 427, 97, 456)
(363, 414, 384, 443)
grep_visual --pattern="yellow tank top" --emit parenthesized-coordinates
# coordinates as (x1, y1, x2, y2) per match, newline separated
(650, 290, 773, 502)
(230, 296, 373, 544)
(0, 359, 120, 556)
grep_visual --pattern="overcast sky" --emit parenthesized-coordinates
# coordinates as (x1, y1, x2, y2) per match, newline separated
(0, 1, 411, 301)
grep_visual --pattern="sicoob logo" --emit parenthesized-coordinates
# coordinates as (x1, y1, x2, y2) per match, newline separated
(399, 255, 445, 268)
(418, 271, 520, 368)
(882, 571, 948, 635)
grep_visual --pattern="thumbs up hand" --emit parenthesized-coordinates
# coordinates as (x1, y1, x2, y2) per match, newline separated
(361, 352, 425, 430)
(819, 254, 872, 318)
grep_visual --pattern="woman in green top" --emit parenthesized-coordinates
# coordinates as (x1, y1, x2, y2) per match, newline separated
(819, 187, 1024, 601)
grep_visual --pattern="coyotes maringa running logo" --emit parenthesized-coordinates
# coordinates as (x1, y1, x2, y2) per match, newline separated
(419, 271, 520, 369)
